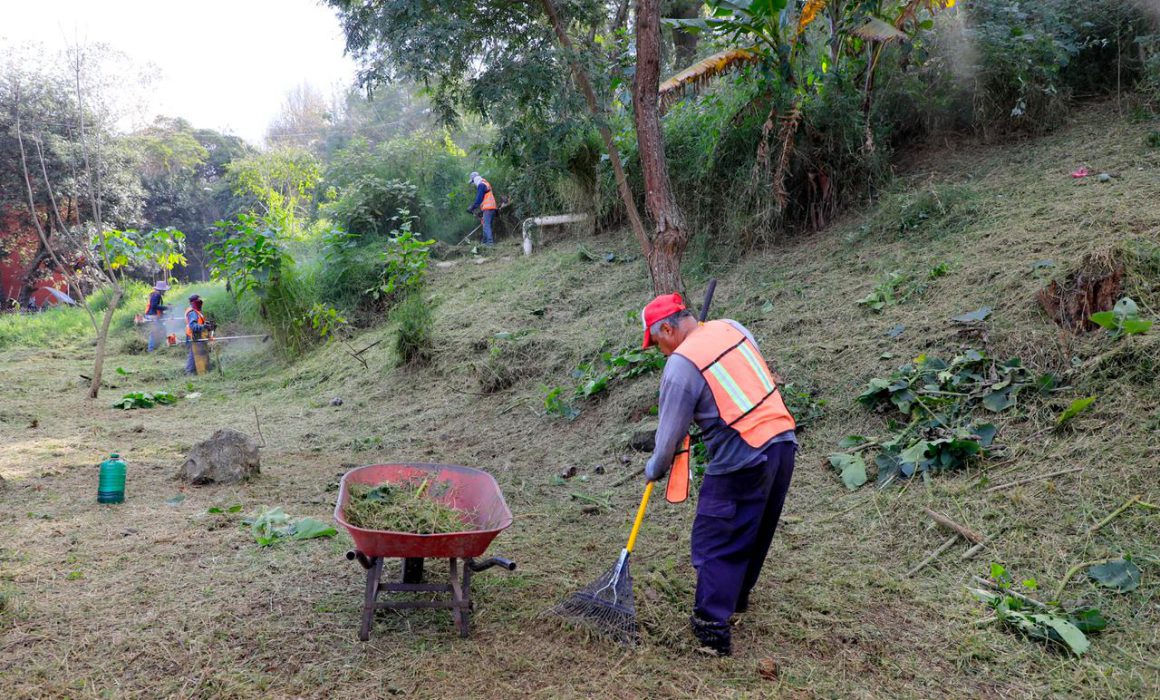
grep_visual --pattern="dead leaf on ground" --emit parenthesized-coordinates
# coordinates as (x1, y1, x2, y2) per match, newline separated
(758, 658, 780, 681)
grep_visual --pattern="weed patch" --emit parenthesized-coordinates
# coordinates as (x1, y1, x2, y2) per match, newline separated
(834, 350, 1059, 488)
(112, 391, 178, 410)
(854, 183, 980, 243)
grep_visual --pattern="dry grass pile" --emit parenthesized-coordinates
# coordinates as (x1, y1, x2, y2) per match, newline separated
(344, 480, 474, 533)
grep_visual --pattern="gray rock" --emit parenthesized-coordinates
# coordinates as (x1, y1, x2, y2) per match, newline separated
(1098, 173, 1111, 182)
(177, 429, 261, 485)
(629, 430, 656, 452)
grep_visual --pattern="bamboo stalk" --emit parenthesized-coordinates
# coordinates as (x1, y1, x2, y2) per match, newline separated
(982, 466, 1085, 494)
(1088, 495, 1142, 533)
(924, 508, 985, 544)
(1053, 558, 1120, 603)
(961, 541, 988, 560)
(906, 534, 960, 576)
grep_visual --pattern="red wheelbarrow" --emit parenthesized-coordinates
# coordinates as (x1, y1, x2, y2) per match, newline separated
(334, 463, 515, 640)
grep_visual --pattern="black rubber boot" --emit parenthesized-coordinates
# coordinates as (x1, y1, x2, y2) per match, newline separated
(690, 615, 732, 656)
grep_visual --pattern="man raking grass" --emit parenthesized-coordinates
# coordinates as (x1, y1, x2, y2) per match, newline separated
(639, 292, 798, 656)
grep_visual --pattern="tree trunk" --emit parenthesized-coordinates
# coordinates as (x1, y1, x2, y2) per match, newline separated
(89, 287, 121, 399)
(72, 43, 120, 399)
(634, 0, 688, 294)
(538, 0, 652, 259)
(18, 246, 50, 307)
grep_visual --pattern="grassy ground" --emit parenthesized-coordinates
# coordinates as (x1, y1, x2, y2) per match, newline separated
(2, 103, 1158, 699)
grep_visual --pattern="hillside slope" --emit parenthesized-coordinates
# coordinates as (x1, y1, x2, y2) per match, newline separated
(1, 103, 1157, 699)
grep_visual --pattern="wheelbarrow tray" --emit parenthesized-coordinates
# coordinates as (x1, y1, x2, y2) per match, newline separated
(334, 463, 513, 559)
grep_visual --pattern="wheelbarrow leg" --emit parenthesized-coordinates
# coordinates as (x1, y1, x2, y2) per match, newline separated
(359, 556, 383, 641)
(450, 558, 470, 638)
(402, 557, 424, 584)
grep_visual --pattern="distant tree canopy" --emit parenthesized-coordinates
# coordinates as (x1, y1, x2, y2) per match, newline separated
(266, 83, 333, 154)
(130, 117, 253, 279)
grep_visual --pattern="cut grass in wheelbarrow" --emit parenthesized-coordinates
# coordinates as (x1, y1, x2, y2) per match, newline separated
(343, 478, 476, 534)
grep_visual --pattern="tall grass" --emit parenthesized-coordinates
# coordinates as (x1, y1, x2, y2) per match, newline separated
(0, 306, 94, 350)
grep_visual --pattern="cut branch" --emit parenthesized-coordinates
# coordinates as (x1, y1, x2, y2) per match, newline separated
(906, 534, 959, 576)
(924, 508, 985, 544)
(1088, 495, 1142, 534)
(982, 466, 1085, 494)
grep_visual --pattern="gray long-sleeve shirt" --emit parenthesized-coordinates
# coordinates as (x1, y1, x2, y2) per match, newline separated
(646, 320, 796, 479)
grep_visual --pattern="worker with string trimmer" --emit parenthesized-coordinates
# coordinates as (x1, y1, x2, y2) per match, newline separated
(640, 291, 797, 656)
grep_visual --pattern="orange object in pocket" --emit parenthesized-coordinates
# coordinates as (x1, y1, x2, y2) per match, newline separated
(666, 435, 691, 504)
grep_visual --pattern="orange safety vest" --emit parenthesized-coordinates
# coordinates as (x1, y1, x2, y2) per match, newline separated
(145, 291, 162, 317)
(185, 306, 205, 339)
(479, 178, 498, 211)
(665, 320, 796, 503)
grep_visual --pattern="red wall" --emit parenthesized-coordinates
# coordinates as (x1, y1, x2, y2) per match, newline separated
(0, 206, 71, 308)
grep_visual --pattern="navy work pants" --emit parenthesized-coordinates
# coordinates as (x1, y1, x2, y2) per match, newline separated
(691, 441, 795, 624)
(481, 209, 496, 245)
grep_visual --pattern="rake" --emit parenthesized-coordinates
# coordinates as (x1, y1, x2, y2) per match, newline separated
(551, 481, 654, 644)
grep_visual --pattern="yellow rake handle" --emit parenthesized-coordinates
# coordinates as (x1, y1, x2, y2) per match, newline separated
(625, 481, 655, 554)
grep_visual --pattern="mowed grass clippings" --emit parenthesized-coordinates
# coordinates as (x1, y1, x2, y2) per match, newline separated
(0, 103, 1157, 699)
(343, 480, 476, 533)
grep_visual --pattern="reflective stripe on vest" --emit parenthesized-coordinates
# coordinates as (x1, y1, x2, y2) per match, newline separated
(673, 320, 795, 449)
(185, 307, 205, 338)
(479, 178, 497, 210)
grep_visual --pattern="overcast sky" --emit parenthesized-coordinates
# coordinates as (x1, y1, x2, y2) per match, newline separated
(1, 0, 358, 146)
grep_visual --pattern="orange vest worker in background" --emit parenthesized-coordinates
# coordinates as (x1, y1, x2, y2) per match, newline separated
(468, 171, 498, 245)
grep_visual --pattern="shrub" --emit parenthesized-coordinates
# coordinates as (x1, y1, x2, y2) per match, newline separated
(367, 213, 436, 307)
(316, 227, 390, 322)
(207, 214, 316, 353)
(325, 132, 477, 242)
(391, 292, 433, 365)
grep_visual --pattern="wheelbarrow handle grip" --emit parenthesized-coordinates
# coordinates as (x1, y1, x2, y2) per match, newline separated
(346, 550, 374, 570)
(468, 557, 517, 572)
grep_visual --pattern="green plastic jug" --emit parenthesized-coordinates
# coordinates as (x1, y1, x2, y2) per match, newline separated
(98, 453, 126, 504)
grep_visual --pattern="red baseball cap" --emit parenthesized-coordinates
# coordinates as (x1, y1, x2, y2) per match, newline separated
(640, 293, 686, 348)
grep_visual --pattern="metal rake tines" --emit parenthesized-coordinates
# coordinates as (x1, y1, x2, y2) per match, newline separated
(550, 561, 640, 645)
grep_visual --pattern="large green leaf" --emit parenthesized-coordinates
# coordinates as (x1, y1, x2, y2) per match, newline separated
(952, 306, 992, 323)
(1034, 614, 1090, 655)
(1087, 559, 1141, 593)
(972, 423, 998, 447)
(1056, 396, 1096, 426)
(838, 435, 869, 449)
(1088, 310, 1116, 330)
(982, 389, 1015, 412)
(900, 441, 930, 465)
(291, 518, 338, 541)
(828, 454, 867, 490)
(1069, 607, 1108, 633)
